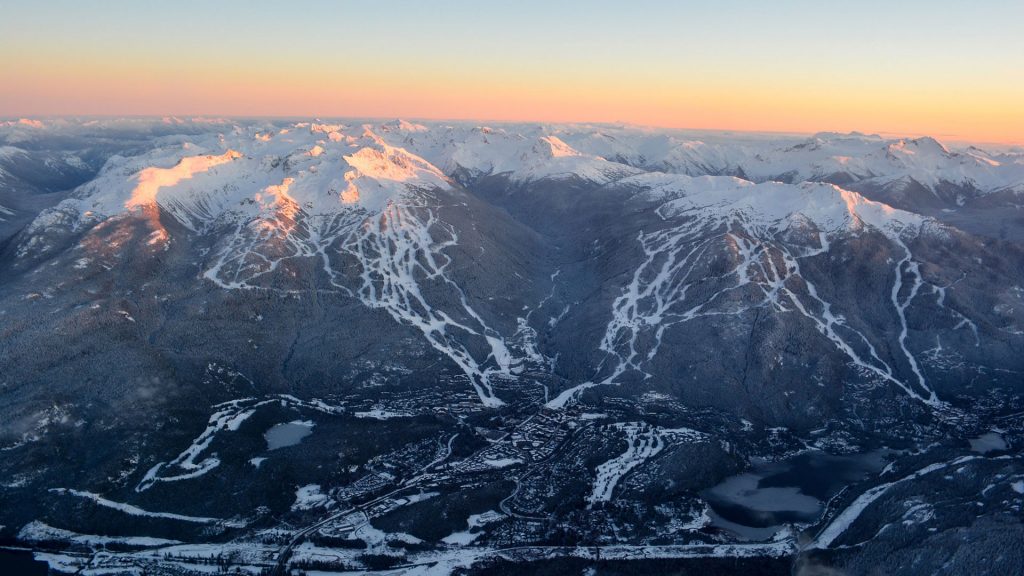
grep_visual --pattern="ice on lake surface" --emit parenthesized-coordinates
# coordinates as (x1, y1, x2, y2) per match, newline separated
(708, 473, 821, 513)
(969, 432, 1007, 454)
(264, 420, 314, 450)
(702, 449, 892, 540)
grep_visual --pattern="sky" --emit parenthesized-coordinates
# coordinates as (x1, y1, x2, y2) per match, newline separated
(1, 0, 1022, 143)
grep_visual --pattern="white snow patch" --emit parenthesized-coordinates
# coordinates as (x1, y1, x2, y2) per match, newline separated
(588, 423, 706, 506)
(442, 510, 506, 545)
(19, 520, 182, 547)
(483, 458, 523, 468)
(292, 484, 331, 511)
(50, 488, 243, 526)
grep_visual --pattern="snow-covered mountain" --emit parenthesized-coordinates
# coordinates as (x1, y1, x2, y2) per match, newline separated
(549, 127, 1024, 194)
(70, 124, 449, 224)
(1, 118, 1022, 575)
(6, 117, 1023, 419)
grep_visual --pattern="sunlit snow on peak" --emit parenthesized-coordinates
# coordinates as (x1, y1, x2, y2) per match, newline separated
(125, 150, 243, 211)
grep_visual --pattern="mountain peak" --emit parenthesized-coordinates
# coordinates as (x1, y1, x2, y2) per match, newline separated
(537, 135, 582, 158)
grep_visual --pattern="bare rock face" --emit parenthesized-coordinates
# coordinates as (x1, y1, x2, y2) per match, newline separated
(1, 119, 1022, 575)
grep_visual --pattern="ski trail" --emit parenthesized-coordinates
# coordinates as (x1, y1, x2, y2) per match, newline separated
(931, 278, 980, 346)
(50, 489, 244, 527)
(808, 455, 981, 549)
(199, 185, 542, 407)
(204, 210, 363, 294)
(551, 201, 955, 409)
(342, 201, 514, 407)
(136, 395, 344, 492)
(889, 237, 937, 403)
(587, 423, 706, 506)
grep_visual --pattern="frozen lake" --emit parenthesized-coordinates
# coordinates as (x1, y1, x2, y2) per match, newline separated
(702, 449, 892, 540)
(264, 420, 315, 450)
(969, 432, 1007, 454)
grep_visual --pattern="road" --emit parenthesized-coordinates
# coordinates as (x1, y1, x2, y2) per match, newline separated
(270, 433, 461, 575)
(271, 406, 582, 574)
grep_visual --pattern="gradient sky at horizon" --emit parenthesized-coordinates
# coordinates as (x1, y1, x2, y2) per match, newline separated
(1, 0, 1022, 143)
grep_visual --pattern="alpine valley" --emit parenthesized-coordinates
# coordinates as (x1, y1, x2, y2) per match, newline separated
(1, 117, 1023, 575)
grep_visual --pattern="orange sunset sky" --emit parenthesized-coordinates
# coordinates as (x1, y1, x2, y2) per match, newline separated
(2, 0, 1022, 144)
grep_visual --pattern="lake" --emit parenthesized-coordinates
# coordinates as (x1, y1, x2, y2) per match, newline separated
(969, 432, 1007, 454)
(264, 420, 315, 450)
(702, 449, 892, 540)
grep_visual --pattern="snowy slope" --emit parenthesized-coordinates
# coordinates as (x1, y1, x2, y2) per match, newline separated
(11, 119, 1022, 412)
(71, 124, 452, 229)
(22, 124, 540, 407)
(625, 173, 925, 237)
(553, 127, 1024, 195)
(372, 122, 642, 183)
(11, 119, 1023, 199)
(549, 171, 951, 410)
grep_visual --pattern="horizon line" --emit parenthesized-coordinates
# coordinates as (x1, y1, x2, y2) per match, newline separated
(3, 113, 1021, 148)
